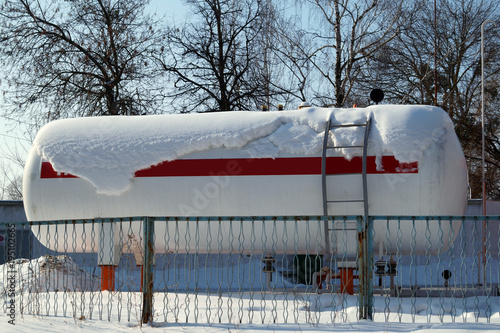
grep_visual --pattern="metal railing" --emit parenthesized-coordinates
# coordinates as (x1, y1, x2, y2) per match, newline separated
(1, 215, 499, 326)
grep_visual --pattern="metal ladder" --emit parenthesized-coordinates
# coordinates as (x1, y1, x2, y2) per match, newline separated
(321, 116, 372, 253)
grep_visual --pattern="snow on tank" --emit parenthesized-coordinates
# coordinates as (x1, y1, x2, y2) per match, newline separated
(23, 105, 468, 257)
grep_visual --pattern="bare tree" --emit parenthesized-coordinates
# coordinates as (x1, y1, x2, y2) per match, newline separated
(373, 0, 500, 199)
(0, 161, 23, 200)
(0, 115, 33, 200)
(253, 0, 283, 110)
(0, 0, 164, 125)
(272, 23, 315, 106)
(251, 0, 313, 110)
(302, 0, 406, 107)
(255, 1, 318, 109)
(6, 176, 23, 200)
(158, 0, 266, 112)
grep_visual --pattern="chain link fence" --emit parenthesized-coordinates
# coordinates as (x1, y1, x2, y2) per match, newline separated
(1, 216, 499, 325)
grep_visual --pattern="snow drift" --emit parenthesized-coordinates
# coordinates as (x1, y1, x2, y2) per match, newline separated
(32, 105, 453, 195)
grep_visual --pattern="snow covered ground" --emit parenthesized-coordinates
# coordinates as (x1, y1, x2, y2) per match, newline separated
(5, 293, 500, 333)
(2, 255, 500, 332)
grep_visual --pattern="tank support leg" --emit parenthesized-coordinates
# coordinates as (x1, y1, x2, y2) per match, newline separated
(339, 267, 354, 295)
(100, 265, 116, 291)
(98, 221, 120, 292)
(262, 256, 275, 290)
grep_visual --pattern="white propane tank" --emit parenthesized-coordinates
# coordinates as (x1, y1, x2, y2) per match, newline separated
(23, 105, 468, 258)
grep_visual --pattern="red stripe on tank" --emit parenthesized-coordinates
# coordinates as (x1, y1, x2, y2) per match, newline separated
(40, 156, 418, 179)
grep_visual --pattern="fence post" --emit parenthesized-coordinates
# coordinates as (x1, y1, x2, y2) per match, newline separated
(141, 216, 155, 325)
(358, 215, 374, 320)
(357, 216, 365, 319)
(366, 216, 373, 319)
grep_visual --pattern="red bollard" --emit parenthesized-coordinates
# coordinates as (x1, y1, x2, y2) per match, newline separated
(100, 265, 116, 291)
(339, 267, 354, 295)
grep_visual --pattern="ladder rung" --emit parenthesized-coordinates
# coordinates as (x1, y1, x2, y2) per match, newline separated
(326, 145, 363, 149)
(325, 173, 363, 176)
(327, 199, 364, 203)
(329, 123, 367, 128)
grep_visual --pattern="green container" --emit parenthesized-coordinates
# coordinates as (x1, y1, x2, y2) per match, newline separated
(294, 254, 323, 285)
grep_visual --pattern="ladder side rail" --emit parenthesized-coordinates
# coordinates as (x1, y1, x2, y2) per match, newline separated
(322, 120, 332, 256)
(362, 117, 372, 218)
(321, 120, 331, 216)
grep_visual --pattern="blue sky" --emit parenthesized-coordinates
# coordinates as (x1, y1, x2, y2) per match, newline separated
(149, 0, 188, 20)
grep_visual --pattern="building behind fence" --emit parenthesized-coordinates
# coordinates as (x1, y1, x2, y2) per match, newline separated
(1, 200, 500, 325)
(0, 201, 31, 265)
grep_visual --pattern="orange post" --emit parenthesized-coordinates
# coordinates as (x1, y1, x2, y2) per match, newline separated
(339, 267, 354, 295)
(100, 265, 116, 291)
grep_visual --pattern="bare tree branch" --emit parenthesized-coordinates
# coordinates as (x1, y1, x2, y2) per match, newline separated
(0, 0, 165, 126)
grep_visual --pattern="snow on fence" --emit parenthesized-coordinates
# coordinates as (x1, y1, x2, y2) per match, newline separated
(1, 216, 500, 326)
